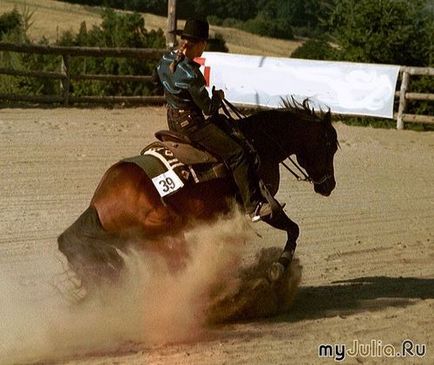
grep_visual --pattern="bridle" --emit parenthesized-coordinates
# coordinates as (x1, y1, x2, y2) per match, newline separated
(281, 158, 332, 185)
(220, 97, 332, 186)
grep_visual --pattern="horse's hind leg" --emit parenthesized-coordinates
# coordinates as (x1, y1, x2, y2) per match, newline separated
(58, 206, 124, 289)
(262, 210, 299, 281)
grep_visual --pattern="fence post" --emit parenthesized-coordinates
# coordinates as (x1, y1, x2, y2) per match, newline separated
(396, 70, 410, 130)
(60, 54, 71, 106)
(167, 0, 177, 48)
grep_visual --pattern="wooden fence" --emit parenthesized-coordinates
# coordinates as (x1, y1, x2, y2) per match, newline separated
(395, 66, 434, 129)
(0, 42, 433, 129)
(0, 42, 166, 106)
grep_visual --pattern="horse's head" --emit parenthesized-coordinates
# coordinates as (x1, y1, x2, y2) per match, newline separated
(238, 98, 338, 197)
(293, 108, 338, 196)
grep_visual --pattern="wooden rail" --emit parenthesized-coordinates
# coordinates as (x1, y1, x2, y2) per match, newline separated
(0, 67, 153, 82)
(0, 42, 166, 58)
(395, 66, 434, 129)
(0, 42, 166, 106)
(0, 42, 432, 129)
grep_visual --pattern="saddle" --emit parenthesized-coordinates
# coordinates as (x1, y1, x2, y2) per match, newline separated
(122, 130, 229, 198)
(154, 130, 220, 165)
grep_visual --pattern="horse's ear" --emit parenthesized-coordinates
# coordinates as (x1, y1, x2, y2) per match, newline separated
(325, 108, 332, 125)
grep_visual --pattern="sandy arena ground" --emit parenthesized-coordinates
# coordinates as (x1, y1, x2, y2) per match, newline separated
(0, 107, 433, 365)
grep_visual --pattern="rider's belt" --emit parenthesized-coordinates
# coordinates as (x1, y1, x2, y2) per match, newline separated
(167, 108, 204, 130)
(169, 109, 191, 126)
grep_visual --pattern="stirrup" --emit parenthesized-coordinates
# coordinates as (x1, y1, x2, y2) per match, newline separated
(249, 202, 286, 223)
(250, 202, 273, 222)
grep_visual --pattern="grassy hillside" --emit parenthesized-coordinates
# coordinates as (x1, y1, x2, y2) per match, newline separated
(0, 0, 303, 56)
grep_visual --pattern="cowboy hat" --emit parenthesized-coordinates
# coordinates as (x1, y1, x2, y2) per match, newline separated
(172, 19, 209, 41)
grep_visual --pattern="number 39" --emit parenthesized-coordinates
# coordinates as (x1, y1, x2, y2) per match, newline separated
(159, 177, 175, 192)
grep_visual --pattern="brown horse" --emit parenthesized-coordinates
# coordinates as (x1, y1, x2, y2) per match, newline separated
(58, 100, 338, 287)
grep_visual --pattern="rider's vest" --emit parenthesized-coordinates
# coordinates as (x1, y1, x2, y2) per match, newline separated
(155, 51, 220, 129)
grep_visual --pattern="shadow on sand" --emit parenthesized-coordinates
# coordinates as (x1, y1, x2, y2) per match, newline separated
(207, 247, 434, 324)
(277, 275, 434, 323)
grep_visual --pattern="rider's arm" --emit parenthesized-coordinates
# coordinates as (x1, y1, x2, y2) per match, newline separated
(187, 75, 221, 116)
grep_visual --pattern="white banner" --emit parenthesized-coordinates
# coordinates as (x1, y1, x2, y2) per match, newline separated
(198, 52, 400, 119)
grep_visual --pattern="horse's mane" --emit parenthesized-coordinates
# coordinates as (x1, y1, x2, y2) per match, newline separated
(280, 98, 339, 150)
(235, 97, 339, 155)
(237, 97, 336, 145)
(279, 97, 329, 124)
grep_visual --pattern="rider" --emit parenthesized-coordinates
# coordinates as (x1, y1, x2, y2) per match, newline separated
(153, 19, 272, 222)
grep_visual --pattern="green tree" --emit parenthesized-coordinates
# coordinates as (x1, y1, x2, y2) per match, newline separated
(61, 0, 336, 39)
(328, 0, 432, 66)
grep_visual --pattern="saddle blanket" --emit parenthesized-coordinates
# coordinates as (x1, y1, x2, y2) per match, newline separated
(122, 141, 227, 198)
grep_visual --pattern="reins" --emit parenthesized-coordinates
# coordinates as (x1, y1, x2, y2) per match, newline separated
(221, 97, 247, 119)
(220, 98, 325, 184)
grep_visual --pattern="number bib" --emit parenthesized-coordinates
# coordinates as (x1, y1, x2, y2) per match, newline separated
(151, 169, 184, 197)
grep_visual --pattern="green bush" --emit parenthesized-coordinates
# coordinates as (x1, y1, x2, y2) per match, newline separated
(291, 26, 325, 39)
(242, 16, 294, 40)
(221, 18, 243, 28)
(0, 9, 37, 97)
(291, 39, 337, 60)
(207, 15, 223, 26)
(58, 9, 166, 97)
(206, 33, 229, 53)
(0, 8, 22, 39)
(20, 37, 61, 95)
(1, 33, 65, 97)
(0, 8, 167, 99)
(406, 75, 434, 117)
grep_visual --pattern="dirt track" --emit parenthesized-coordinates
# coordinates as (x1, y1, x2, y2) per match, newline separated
(0, 107, 433, 364)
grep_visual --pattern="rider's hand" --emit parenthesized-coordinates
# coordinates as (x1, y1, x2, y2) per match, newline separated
(212, 86, 225, 100)
(216, 89, 225, 100)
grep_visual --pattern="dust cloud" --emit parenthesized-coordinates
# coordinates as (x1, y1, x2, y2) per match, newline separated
(0, 210, 301, 364)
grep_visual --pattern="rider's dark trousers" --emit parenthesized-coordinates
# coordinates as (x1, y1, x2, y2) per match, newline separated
(168, 111, 262, 213)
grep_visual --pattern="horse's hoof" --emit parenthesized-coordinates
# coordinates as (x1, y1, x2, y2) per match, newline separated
(268, 262, 286, 282)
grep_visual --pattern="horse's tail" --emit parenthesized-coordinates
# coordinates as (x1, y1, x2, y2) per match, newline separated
(58, 206, 124, 287)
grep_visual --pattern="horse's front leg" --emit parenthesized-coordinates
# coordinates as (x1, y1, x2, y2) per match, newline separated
(262, 209, 299, 281)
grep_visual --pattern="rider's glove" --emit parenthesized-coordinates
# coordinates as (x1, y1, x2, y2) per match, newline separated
(212, 86, 225, 100)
